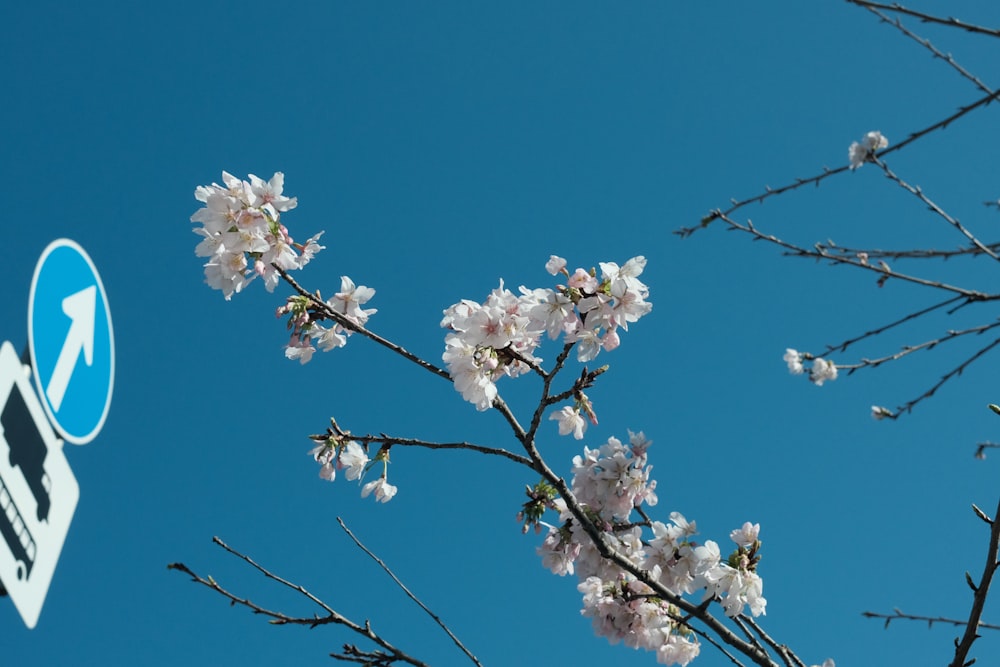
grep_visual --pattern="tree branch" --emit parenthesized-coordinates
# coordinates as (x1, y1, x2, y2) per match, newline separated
(891, 335, 1000, 418)
(317, 419, 533, 468)
(949, 497, 1000, 667)
(820, 295, 967, 355)
(741, 616, 806, 667)
(336, 518, 483, 667)
(517, 434, 783, 666)
(680, 88, 1000, 238)
(714, 213, 992, 299)
(168, 538, 432, 667)
(276, 265, 451, 381)
(856, 4, 995, 95)
(845, 1, 1000, 39)
(832, 320, 1000, 373)
(872, 157, 1000, 262)
(862, 607, 1000, 631)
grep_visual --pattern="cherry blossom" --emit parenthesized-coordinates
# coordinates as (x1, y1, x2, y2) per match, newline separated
(329, 276, 378, 326)
(729, 522, 760, 548)
(551, 406, 588, 439)
(545, 255, 568, 276)
(810, 357, 838, 386)
(783, 349, 838, 386)
(191, 172, 323, 300)
(848, 130, 888, 169)
(274, 277, 376, 364)
(441, 256, 652, 409)
(284, 334, 316, 365)
(532, 432, 764, 664)
(191, 170, 792, 664)
(783, 348, 804, 375)
(362, 477, 398, 503)
(339, 441, 369, 481)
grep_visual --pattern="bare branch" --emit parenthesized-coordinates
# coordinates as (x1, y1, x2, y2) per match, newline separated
(714, 213, 992, 299)
(680, 88, 1000, 238)
(167, 543, 432, 667)
(832, 320, 1000, 372)
(872, 157, 1000, 262)
(728, 616, 776, 665)
(819, 295, 967, 355)
(892, 336, 1000, 417)
(846, 1, 1000, 39)
(950, 494, 1000, 667)
(974, 442, 1000, 460)
(863, 608, 1000, 631)
(524, 343, 576, 445)
(815, 243, 1000, 262)
(741, 616, 807, 667)
(210, 536, 338, 615)
(856, 4, 995, 95)
(683, 624, 748, 667)
(336, 518, 483, 667)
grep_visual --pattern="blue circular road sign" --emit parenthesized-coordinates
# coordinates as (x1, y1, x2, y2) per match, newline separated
(28, 239, 114, 445)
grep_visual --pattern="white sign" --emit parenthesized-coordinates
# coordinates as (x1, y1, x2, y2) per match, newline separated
(0, 341, 79, 629)
(28, 239, 114, 445)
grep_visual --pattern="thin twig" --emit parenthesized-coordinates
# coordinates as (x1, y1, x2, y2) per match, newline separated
(974, 442, 1000, 460)
(950, 496, 1000, 667)
(846, 1, 1000, 39)
(212, 536, 338, 614)
(168, 542, 432, 667)
(862, 608, 1000, 631)
(276, 265, 452, 381)
(715, 213, 991, 299)
(490, 395, 530, 449)
(524, 343, 576, 445)
(741, 616, 806, 667)
(680, 88, 1000, 238)
(337, 518, 484, 667)
(832, 320, 1000, 372)
(892, 335, 1000, 417)
(820, 295, 967, 355)
(814, 242, 1000, 262)
(503, 345, 548, 379)
(686, 622, 749, 667)
(319, 420, 533, 468)
(730, 616, 770, 661)
(873, 157, 1000, 261)
(858, 4, 995, 95)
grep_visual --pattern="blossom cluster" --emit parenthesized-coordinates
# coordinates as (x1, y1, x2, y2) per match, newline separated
(783, 348, 838, 386)
(191, 171, 324, 299)
(441, 256, 652, 410)
(532, 433, 765, 666)
(848, 130, 888, 170)
(307, 436, 397, 502)
(276, 276, 377, 364)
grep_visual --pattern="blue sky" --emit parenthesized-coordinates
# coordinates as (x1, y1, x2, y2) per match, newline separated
(3, 2, 1000, 665)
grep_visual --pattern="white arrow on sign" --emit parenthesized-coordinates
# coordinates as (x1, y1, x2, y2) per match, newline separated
(45, 285, 96, 413)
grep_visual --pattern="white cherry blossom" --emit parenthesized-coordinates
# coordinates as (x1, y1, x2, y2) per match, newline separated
(190, 172, 323, 300)
(848, 130, 888, 169)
